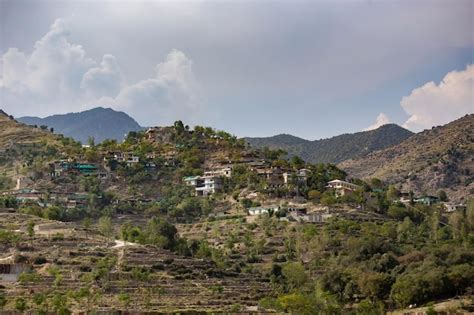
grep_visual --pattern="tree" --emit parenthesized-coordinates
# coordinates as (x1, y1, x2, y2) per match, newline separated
(386, 185, 400, 201)
(291, 156, 305, 170)
(438, 190, 448, 202)
(15, 297, 27, 312)
(282, 262, 308, 292)
(27, 220, 35, 237)
(357, 272, 391, 300)
(0, 292, 6, 309)
(97, 216, 113, 240)
(307, 190, 321, 201)
(87, 136, 95, 147)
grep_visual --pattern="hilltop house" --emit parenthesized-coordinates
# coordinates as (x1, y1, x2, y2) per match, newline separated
(327, 179, 360, 197)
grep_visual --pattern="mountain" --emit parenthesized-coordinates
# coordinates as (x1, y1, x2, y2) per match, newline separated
(18, 107, 143, 144)
(245, 124, 414, 164)
(339, 114, 474, 201)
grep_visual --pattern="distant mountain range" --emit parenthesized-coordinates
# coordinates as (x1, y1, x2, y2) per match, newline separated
(340, 114, 474, 201)
(245, 124, 414, 164)
(18, 107, 143, 144)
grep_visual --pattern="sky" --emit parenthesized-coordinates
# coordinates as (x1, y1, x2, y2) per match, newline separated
(0, 0, 473, 140)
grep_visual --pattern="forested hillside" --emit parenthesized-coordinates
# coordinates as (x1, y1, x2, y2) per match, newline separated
(245, 124, 413, 164)
(18, 107, 143, 144)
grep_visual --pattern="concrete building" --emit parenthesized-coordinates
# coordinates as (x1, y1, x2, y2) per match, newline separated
(184, 175, 223, 196)
(327, 179, 360, 197)
(248, 205, 280, 216)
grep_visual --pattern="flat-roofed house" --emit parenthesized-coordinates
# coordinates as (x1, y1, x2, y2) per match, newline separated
(184, 175, 222, 196)
(248, 205, 280, 216)
(327, 179, 360, 197)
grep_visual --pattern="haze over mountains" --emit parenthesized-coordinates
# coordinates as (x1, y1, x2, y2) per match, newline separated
(18, 107, 143, 144)
(245, 124, 414, 164)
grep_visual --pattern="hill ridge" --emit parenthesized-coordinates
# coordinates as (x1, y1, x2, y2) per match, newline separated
(245, 123, 414, 164)
(18, 107, 144, 144)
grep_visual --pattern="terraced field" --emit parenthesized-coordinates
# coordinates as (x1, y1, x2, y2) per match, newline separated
(0, 212, 272, 313)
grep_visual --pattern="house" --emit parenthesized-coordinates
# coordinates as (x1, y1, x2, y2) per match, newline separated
(327, 179, 360, 197)
(13, 189, 43, 203)
(203, 167, 232, 178)
(443, 202, 466, 212)
(397, 192, 412, 205)
(123, 153, 140, 166)
(74, 163, 98, 175)
(286, 207, 308, 221)
(184, 175, 223, 196)
(414, 195, 439, 206)
(283, 168, 310, 186)
(195, 175, 222, 196)
(304, 212, 334, 223)
(51, 161, 98, 176)
(248, 205, 280, 216)
(256, 167, 285, 187)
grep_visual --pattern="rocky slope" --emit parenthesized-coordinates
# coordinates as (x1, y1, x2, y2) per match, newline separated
(339, 114, 474, 201)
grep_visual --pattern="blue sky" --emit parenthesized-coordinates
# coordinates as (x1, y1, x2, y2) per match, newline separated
(1, 0, 473, 139)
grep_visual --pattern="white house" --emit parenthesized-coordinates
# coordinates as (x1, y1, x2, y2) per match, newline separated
(195, 175, 222, 196)
(283, 168, 310, 186)
(327, 179, 360, 197)
(443, 202, 466, 213)
(248, 205, 280, 216)
(184, 175, 222, 196)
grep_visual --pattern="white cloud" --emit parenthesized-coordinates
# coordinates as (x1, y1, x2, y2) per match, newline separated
(98, 49, 202, 125)
(401, 64, 474, 131)
(81, 54, 124, 98)
(364, 113, 390, 131)
(0, 19, 202, 125)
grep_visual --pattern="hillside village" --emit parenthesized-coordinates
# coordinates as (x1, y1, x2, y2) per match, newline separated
(2, 120, 466, 225)
(0, 112, 473, 314)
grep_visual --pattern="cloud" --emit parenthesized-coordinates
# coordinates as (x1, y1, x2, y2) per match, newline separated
(401, 64, 474, 131)
(99, 49, 202, 125)
(0, 19, 202, 125)
(81, 54, 124, 98)
(364, 113, 390, 131)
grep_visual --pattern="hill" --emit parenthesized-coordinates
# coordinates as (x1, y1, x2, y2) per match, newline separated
(340, 114, 474, 201)
(245, 124, 413, 164)
(18, 107, 143, 144)
(0, 110, 73, 189)
(1, 112, 473, 313)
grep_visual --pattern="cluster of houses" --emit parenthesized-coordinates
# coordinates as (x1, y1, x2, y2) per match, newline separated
(397, 193, 466, 212)
(1, 187, 89, 209)
(247, 204, 334, 223)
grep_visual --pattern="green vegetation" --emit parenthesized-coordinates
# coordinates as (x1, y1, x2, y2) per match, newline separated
(0, 114, 472, 313)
